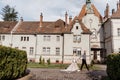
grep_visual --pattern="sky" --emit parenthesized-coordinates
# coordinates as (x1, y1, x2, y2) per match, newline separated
(0, 0, 119, 21)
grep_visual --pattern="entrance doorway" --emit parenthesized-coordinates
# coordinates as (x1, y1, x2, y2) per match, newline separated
(93, 51, 97, 60)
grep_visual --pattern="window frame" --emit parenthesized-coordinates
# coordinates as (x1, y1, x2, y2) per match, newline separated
(46, 47, 50, 54)
(56, 36, 60, 41)
(118, 28, 120, 36)
(43, 47, 46, 54)
(29, 47, 34, 55)
(56, 47, 60, 55)
(2, 35, 5, 41)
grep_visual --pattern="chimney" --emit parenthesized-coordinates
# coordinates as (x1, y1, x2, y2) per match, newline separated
(105, 3, 109, 18)
(20, 17, 23, 21)
(117, 1, 119, 10)
(69, 16, 72, 24)
(40, 13, 43, 27)
(112, 9, 115, 14)
(65, 12, 68, 26)
(119, 0, 120, 8)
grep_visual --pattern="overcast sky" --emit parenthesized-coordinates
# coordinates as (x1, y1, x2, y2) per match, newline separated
(0, 0, 119, 21)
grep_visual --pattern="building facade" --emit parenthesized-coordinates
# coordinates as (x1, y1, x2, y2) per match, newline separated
(103, 1, 120, 55)
(1, 0, 118, 64)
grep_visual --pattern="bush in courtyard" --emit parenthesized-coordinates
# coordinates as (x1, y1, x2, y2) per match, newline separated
(39, 56, 42, 64)
(106, 53, 120, 80)
(47, 58, 51, 65)
(0, 46, 27, 80)
(42, 58, 45, 65)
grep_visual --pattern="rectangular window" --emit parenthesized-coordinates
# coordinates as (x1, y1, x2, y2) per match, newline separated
(118, 28, 120, 36)
(73, 35, 81, 43)
(27, 37, 29, 41)
(77, 35, 81, 43)
(118, 48, 120, 53)
(21, 37, 23, 41)
(47, 36, 50, 41)
(29, 47, 34, 55)
(77, 50, 81, 56)
(22, 47, 26, 49)
(47, 47, 50, 54)
(73, 47, 81, 56)
(76, 26, 78, 29)
(56, 47, 60, 55)
(43, 35, 51, 41)
(73, 48, 77, 54)
(43, 47, 46, 54)
(43, 36, 46, 41)
(56, 36, 60, 41)
(15, 47, 19, 49)
(2, 35, 5, 41)
(22, 47, 26, 51)
(24, 37, 26, 41)
(73, 35, 77, 42)
(0, 35, 1, 41)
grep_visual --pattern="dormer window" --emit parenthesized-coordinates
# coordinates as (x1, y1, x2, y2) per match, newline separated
(76, 26, 78, 30)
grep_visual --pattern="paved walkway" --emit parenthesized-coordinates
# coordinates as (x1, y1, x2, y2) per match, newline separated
(26, 64, 107, 80)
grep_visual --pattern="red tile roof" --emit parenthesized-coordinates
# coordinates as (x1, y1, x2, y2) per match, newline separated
(0, 21, 17, 34)
(14, 21, 40, 34)
(0, 18, 90, 34)
(67, 16, 91, 34)
(39, 19, 66, 34)
(12, 19, 66, 34)
(78, 4, 103, 22)
(111, 8, 120, 19)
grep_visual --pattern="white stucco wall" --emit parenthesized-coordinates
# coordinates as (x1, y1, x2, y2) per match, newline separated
(104, 19, 120, 54)
(11, 34, 36, 61)
(36, 34, 63, 63)
(0, 34, 11, 47)
(82, 14, 103, 49)
(64, 21, 91, 64)
(111, 19, 120, 53)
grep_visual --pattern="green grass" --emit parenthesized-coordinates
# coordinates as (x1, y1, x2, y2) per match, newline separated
(27, 63, 99, 70)
(27, 63, 69, 69)
(90, 65, 101, 70)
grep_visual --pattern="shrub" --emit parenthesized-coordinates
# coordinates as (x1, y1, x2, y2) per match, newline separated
(47, 58, 51, 65)
(106, 53, 120, 80)
(39, 56, 42, 64)
(42, 58, 45, 65)
(0, 46, 27, 80)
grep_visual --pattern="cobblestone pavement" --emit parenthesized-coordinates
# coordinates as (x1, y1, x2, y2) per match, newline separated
(28, 65, 107, 80)
(29, 68, 92, 80)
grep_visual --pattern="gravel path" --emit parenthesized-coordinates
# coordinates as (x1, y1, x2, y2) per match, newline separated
(27, 64, 107, 80)
(29, 68, 92, 80)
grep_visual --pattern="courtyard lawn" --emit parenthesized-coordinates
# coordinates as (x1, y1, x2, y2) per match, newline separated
(27, 63, 69, 69)
(27, 63, 100, 70)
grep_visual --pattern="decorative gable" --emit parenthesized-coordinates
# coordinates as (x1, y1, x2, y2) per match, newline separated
(69, 16, 91, 34)
(71, 19, 82, 35)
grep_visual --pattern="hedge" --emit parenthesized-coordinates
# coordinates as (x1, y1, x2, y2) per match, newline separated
(0, 46, 27, 80)
(106, 53, 120, 80)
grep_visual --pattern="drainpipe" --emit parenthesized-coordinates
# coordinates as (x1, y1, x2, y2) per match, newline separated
(62, 33, 64, 64)
(10, 17, 23, 47)
(35, 34, 37, 62)
(10, 31, 13, 47)
(89, 34, 91, 64)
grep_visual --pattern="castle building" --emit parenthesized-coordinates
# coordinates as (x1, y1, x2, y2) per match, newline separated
(103, 1, 120, 55)
(0, 0, 119, 64)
